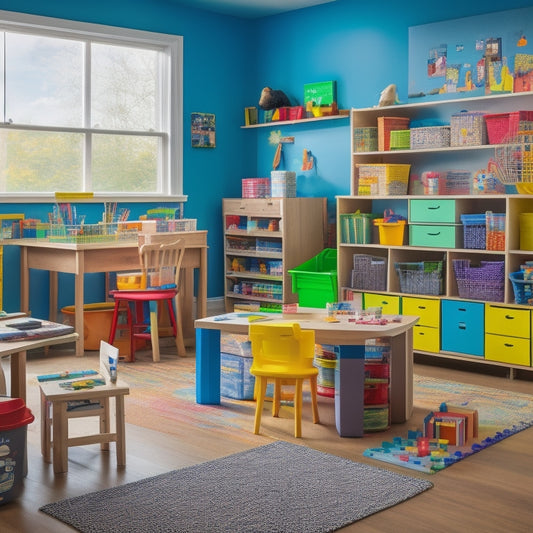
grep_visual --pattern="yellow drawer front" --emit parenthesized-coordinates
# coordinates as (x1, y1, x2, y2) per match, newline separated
(402, 296, 440, 327)
(485, 305, 530, 337)
(485, 334, 531, 366)
(363, 293, 401, 314)
(413, 325, 440, 353)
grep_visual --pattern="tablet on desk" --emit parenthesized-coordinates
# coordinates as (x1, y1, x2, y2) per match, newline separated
(6, 319, 42, 330)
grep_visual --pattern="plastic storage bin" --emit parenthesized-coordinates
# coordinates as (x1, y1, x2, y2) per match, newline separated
(289, 248, 338, 308)
(61, 303, 115, 351)
(0, 398, 34, 505)
(453, 259, 505, 302)
(373, 219, 406, 245)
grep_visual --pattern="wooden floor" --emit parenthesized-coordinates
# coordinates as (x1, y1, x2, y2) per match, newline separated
(2, 344, 533, 533)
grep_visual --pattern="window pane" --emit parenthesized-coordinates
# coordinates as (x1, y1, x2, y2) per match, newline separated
(91, 134, 159, 192)
(5, 33, 83, 127)
(91, 44, 160, 131)
(0, 129, 83, 192)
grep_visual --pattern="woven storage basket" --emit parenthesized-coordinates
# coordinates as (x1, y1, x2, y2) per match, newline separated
(450, 111, 487, 146)
(353, 127, 378, 152)
(460, 214, 486, 250)
(356, 163, 410, 195)
(484, 111, 533, 144)
(394, 260, 444, 296)
(377, 116, 410, 151)
(242, 178, 270, 198)
(453, 259, 504, 302)
(439, 170, 471, 195)
(351, 254, 387, 291)
(389, 129, 410, 150)
(410, 126, 451, 149)
(510, 271, 533, 305)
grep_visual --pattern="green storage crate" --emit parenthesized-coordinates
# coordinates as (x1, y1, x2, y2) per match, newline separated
(289, 248, 338, 308)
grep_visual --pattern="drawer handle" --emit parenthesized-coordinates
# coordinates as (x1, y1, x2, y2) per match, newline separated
(417, 306, 426, 310)
(504, 343, 514, 348)
(504, 315, 515, 320)
(428, 206, 441, 210)
(458, 323, 466, 330)
(381, 301, 388, 305)
(427, 231, 441, 236)
(458, 307, 466, 312)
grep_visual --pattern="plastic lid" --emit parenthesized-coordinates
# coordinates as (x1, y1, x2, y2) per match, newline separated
(0, 398, 35, 430)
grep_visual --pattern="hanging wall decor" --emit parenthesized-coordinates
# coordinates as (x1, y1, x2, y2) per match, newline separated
(408, 7, 533, 102)
(191, 112, 216, 148)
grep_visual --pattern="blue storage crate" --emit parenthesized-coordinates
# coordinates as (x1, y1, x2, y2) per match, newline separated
(220, 352, 255, 400)
(461, 214, 486, 250)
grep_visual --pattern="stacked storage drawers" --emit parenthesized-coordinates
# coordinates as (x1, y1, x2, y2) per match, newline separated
(402, 296, 440, 353)
(441, 300, 485, 357)
(485, 305, 531, 366)
(409, 199, 461, 248)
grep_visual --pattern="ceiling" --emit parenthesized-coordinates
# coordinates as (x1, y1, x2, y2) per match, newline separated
(167, 0, 336, 19)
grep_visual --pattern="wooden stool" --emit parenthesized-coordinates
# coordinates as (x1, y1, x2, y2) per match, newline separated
(39, 378, 130, 474)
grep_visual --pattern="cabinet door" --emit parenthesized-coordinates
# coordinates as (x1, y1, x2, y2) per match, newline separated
(402, 296, 440, 327)
(441, 299, 484, 356)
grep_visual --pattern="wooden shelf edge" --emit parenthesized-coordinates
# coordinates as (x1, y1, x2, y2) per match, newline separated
(241, 113, 349, 129)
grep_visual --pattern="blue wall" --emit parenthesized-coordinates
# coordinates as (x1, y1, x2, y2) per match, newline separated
(0, 0, 531, 315)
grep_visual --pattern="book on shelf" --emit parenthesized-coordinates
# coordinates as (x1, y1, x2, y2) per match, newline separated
(244, 106, 258, 126)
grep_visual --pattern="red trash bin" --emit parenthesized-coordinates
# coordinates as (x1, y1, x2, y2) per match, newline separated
(0, 398, 34, 505)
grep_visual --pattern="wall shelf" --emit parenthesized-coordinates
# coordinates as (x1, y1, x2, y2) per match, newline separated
(241, 113, 349, 129)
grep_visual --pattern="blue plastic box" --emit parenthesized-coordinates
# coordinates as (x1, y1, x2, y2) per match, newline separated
(220, 352, 255, 400)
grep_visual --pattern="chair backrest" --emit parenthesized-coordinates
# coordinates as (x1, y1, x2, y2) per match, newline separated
(138, 238, 185, 289)
(249, 322, 316, 373)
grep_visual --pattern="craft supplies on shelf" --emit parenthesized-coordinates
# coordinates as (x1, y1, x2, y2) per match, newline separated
(486, 211, 506, 251)
(242, 178, 270, 198)
(438, 170, 471, 195)
(453, 259, 505, 302)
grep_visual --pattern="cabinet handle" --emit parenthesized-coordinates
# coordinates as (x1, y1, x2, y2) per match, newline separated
(504, 315, 515, 320)
(458, 322, 466, 330)
(427, 231, 441, 236)
(504, 343, 514, 348)
(428, 206, 441, 210)
(417, 306, 426, 310)
(458, 307, 466, 312)
(381, 301, 388, 305)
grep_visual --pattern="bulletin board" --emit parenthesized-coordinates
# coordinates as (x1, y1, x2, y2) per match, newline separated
(408, 7, 533, 102)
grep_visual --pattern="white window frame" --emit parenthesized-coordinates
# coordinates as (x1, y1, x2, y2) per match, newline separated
(0, 9, 184, 203)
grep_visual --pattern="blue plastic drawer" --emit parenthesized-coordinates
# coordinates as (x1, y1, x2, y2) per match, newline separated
(441, 299, 484, 356)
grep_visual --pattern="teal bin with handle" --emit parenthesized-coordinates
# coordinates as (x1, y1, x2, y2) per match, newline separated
(289, 248, 338, 308)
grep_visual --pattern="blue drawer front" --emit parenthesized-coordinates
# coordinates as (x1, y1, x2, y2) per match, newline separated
(441, 299, 484, 356)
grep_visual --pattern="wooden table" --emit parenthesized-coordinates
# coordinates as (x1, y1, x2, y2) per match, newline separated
(195, 311, 418, 437)
(8, 231, 208, 356)
(0, 331, 78, 402)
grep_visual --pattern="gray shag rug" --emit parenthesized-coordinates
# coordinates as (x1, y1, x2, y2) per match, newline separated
(40, 441, 433, 533)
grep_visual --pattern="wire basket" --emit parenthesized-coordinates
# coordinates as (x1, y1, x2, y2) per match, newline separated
(410, 125, 451, 150)
(491, 132, 533, 185)
(356, 164, 411, 195)
(389, 129, 410, 150)
(351, 254, 387, 291)
(453, 259, 505, 302)
(394, 260, 444, 295)
(509, 271, 533, 305)
(450, 110, 487, 146)
(485, 111, 533, 145)
(353, 127, 378, 152)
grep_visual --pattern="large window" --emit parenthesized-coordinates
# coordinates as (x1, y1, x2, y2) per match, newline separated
(0, 11, 183, 198)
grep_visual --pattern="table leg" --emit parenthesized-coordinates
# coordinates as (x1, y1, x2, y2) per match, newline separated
(197, 247, 208, 318)
(334, 345, 365, 437)
(10, 350, 26, 402)
(115, 395, 126, 467)
(74, 255, 85, 357)
(389, 329, 414, 423)
(195, 327, 221, 404)
(52, 401, 69, 474)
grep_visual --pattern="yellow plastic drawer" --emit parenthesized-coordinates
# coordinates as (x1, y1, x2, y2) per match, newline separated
(363, 293, 401, 315)
(412, 325, 440, 353)
(401, 296, 440, 327)
(409, 199, 456, 223)
(485, 334, 531, 366)
(485, 305, 530, 338)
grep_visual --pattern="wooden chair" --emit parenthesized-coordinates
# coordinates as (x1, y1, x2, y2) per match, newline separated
(249, 322, 319, 438)
(39, 341, 130, 474)
(108, 238, 186, 362)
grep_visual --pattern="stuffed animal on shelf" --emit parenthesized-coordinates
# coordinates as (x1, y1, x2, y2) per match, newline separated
(377, 84, 400, 107)
(259, 87, 291, 110)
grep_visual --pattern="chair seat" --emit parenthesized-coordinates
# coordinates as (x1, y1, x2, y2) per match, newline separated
(110, 288, 178, 301)
(251, 367, 318, 379)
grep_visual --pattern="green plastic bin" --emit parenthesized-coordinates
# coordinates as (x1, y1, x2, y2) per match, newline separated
(289, 248, 338, 308)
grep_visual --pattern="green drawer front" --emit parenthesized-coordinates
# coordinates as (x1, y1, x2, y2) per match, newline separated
(409, 224, 457, 247)
(409, 199, 456, 223)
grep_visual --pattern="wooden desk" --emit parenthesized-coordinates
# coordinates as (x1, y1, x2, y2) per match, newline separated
(8, 231, 207, 356)
(0, 332, 78, 402)
(195, 311, 418, 437)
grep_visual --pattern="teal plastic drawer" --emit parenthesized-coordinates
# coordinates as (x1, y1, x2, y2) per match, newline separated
(441, 299, 484, 356)
(409, 199, 456, 223)
(409, 224, 458, 247)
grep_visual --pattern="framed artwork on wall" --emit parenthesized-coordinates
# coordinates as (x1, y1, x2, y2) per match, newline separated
(191, 112, 216, 148)
(408, 7, 533, 102)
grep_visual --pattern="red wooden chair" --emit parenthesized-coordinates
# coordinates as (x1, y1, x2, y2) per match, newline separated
(108, 239, 186, 362)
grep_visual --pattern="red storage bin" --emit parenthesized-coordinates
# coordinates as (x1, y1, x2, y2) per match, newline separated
(485, 111, 533, 144)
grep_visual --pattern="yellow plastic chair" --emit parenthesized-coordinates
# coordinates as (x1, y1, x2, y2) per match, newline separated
(249, 322, 319, 438)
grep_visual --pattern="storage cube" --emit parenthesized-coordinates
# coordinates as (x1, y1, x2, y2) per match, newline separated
(220, 352, 255, 400)
(441, 299, 484, 356)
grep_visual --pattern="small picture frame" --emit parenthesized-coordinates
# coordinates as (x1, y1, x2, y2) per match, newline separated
(191, 112, 216, 148)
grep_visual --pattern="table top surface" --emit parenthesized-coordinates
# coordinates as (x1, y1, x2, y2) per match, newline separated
(0, 331, 78, 357)
(195, 310, 419, 345)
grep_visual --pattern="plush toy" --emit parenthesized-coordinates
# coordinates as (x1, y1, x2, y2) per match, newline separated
(377, 84, 400, 107)
(259, 87, 291, 110)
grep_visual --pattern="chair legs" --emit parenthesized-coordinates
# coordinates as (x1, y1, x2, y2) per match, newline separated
(253, 376, 320, 438)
